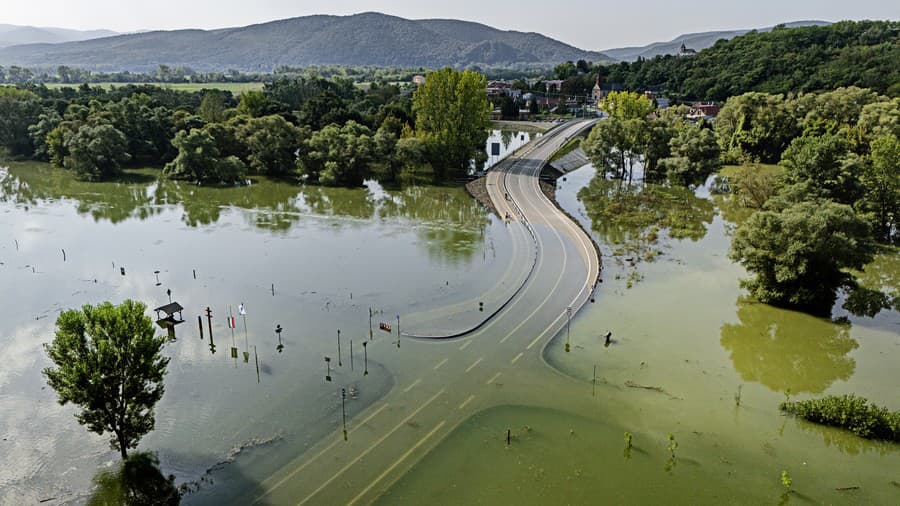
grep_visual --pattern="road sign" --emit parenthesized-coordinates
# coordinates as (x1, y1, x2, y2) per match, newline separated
(341, 388, 346, 400)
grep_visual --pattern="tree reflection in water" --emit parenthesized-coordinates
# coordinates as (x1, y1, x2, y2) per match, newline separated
(0, 163, 490, 265)
(87, 452, 179, 506)
(720, 300, 858, 394)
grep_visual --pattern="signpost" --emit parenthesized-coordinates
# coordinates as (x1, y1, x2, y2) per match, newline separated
(341, 387, 348, 441)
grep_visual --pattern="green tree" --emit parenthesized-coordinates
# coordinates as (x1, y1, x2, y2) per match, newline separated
(660, 126, 721, 185)
(599, 91, 655, 121)
(779, 133, 860, 204)
(413, 68, 490, 179)
(43, 300, 170, 460)
(164, 128, 247, 183)
(858, 135, 899, 242)
(0, 87, 42, 156)
(199, 90, 228, 123)
(715, 92, 799, 163)
(237, 115, 301, 177)
(27, 109, 63, 162)
(64, 124, 131, 181)
(729, 200, 876, 313)
(237, 91, 270, 118)
(300, 120, 374, 186)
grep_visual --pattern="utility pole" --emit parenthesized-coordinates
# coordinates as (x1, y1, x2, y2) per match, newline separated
(368, 307, 373, 341)
(325, 357, 332, 382)
(337, 329, 342, 366)
(363, 341, 368, 376)
(350, 340, 354, 371)
(341, 387, 348, 441)
(565, 306, 572, 353)
(205, 307, 215, 354)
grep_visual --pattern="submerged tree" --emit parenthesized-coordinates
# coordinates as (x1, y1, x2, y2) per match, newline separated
(43, 300, 170, 460)
(729, 200, 876, 313)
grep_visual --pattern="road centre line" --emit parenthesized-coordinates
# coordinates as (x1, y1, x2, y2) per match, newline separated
(403, 379, 422, 393)
(347, 420, 447, 506)
(458, 395, 475, 410)
(297, 390, 445, 505)
(433, 358, 449, 370)
(255, 402, 390, 501)
(465, 357, 483, 373)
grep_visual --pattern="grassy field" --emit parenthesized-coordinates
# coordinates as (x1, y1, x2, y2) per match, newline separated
(37, 82, 266, 94)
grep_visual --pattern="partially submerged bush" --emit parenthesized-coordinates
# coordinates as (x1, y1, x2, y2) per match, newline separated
(780, 394, 899, 441)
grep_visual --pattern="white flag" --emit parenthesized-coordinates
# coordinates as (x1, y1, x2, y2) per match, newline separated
(238, 303, 246, 316)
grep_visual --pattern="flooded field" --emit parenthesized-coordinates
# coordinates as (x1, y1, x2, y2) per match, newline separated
(1, 150, 897, 504)
(382, 164, 900, 504)
(0, 157, 514, 503)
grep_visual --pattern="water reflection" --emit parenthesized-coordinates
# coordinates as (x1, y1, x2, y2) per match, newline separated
(720, 301, 858, 394)
(578, 176, 715, 244)
(0, 163, 489, 263)
(0, 163, 158, 224)
(87, 452, 180, 505)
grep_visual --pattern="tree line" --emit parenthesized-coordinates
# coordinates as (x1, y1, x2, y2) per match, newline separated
(584, 87, 898, 315)
(552, 21, 899, 101)
(0, 68, 490, 185)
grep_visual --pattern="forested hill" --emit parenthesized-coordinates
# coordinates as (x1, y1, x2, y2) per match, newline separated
(0, 12, 610, 71)
(600, 21, 900, 100)
(601, 21, 830, 61)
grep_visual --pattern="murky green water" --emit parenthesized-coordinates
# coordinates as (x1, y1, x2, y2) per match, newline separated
(383, 164, 900, 504)
(0, 153, 520, 503)
(2, 148, 897, 504)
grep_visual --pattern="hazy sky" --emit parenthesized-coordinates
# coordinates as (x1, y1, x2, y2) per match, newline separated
(3, 0, 898, 50)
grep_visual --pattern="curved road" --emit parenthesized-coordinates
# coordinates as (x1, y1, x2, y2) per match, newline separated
(246, 120, 600, 505)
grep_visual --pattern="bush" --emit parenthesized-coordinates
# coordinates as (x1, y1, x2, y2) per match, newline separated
(780, 394, 899, 441)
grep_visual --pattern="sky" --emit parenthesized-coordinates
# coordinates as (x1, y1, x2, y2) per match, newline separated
(3, 0, 898, 50)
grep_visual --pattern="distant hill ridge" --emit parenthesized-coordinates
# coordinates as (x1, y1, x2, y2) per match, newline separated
(0, 12, 610, 71)
(0, 24, 117, 49)
(603, 20, 832, 61)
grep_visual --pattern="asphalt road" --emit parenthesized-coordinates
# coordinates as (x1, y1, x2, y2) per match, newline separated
(248, 119, 601, 505)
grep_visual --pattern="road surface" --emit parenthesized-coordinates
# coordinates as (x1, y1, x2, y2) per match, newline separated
(246, 119, 601, 505)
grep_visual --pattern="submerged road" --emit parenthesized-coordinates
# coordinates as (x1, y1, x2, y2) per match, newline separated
(247, 119, 600, 504)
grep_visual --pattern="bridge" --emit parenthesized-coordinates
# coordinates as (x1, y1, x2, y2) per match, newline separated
(245, 119, 601, 504)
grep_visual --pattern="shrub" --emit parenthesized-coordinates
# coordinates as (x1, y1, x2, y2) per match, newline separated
(780, 394, 899, 441)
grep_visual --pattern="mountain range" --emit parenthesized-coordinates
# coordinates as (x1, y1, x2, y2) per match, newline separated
(0, 13, 609, 71)
(0, 24, 117, 49)
(0, 15, 839, 72)
(601, 20, 832, 61)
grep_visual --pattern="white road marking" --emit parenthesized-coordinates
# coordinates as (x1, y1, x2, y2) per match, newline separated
(347, 420, 447, 505)
(255, 403, 390, 501)
(458, 395, 475, 410)
(296, 390, 445, 505)
(486, 372, 502, 385)
(511, 352, 523, 364)
(433, 358, 449, 370)
(459, 340, 472, 350)
(403, 379, 422, 393)
(465, 357, 483, 373)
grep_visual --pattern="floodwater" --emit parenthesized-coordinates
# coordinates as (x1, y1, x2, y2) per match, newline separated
(0, 146, 520, 503)
(381, 164, 900, 504)
(2, 147, 897, 504)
